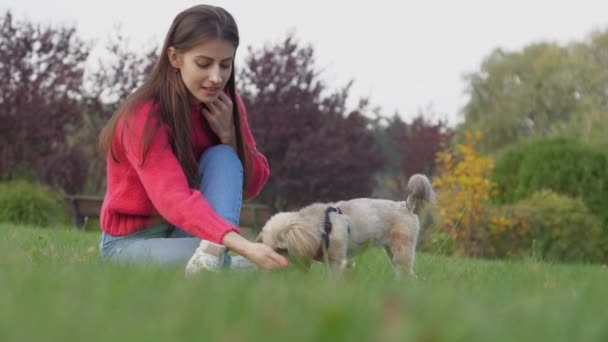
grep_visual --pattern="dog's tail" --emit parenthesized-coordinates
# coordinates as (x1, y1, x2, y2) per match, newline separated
(404, 174, 435, 214)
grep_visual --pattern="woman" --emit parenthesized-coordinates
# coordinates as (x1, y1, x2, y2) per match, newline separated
(98, 4, 288, 271)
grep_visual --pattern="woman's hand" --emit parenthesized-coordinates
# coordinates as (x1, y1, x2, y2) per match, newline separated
(201, 92, 237, 150)
(243, 243, 289, 271)
(222, 231, 288, 271)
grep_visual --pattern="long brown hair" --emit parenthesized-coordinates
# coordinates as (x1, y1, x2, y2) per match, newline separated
(99, 4, 250, 190)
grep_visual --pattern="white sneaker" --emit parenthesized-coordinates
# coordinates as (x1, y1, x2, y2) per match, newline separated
(185, 240, 227, 275)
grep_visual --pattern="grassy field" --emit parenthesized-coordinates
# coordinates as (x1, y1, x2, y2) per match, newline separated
(1, 223, 607, 341)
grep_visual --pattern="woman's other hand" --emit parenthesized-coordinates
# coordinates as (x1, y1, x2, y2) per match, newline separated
(201, 92, 237, 150)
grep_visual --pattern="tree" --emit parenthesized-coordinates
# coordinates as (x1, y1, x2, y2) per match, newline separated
(0, 11, 89, 193)
(372, 113, 448, 198)
(77, 29, 158, 193)
(461, 31, 608, 153)
(552, 30, 608, 151)
(239, 35, 383, 211)
(398, 115, 448, 178)
(378, 113, 408, 174)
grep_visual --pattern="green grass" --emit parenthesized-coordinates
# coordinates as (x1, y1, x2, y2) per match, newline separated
(1, 223, 607, 341)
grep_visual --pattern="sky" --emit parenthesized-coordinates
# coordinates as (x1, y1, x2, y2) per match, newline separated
(4, 0, 608, 125)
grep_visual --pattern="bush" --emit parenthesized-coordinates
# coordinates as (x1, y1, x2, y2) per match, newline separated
(0, 181, 68, 227)
(492, 138, 608, 225)
(433, 131, 497, 257)
(487, 191, 606, 263)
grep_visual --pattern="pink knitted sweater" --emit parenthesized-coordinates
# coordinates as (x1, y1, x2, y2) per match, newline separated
(100, 94, 269, 243)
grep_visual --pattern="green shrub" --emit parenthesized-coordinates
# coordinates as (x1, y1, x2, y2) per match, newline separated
(0, 180, 68, 227)
(488, 191, 606, 263)
(492, 138, 608, 225)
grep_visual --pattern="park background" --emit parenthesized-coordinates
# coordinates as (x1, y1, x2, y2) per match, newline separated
(1, 1, 608, 341)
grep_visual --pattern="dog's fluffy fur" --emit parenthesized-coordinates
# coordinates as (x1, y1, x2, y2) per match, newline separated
(256, 174, 435, 276)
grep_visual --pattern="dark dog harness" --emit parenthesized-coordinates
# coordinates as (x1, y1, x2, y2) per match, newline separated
(314, 206, 342, 261)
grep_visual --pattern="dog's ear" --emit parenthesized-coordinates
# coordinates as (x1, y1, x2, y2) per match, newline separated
(278, 223, 319, 259)
(275, 225, 292, 249)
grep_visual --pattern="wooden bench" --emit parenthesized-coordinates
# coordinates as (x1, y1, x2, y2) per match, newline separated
(64, 195, 104, 230)
(238, 203, 271, 230)
(64, 195, 271, 231)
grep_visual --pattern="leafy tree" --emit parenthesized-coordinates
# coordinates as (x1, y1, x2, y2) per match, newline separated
(239, 35, 383, 211)
(380, 114, 408, 174)
(398, 115, 448, 178)
(77, 29, 158, 193)
(367, 113, 405, 199)
(0, 11, 89, 193)
(552, 110, 608, 151)
(461, 30, 608, 153)
(551, 31, 608, 151)
(372, 113, 449, 198)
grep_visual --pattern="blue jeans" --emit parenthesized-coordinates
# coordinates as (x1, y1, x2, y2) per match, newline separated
(99, 144, 243, 266)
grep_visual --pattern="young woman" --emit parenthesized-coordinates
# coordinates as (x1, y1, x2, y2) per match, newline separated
(98, 4, 288, 271)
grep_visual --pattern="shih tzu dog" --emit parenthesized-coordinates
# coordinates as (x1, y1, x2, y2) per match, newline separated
(256, 174, 435, 276)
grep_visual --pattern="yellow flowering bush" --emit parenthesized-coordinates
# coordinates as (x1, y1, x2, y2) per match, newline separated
(432, 131, 506, 256)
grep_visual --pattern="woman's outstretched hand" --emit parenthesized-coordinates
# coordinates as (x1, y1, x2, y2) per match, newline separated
(222, 231, 288, 271)
(243, 242, 289, 271)
(201, 92, 237, 150)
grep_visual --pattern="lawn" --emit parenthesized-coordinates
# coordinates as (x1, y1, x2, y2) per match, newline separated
(1, 223, 607, 341)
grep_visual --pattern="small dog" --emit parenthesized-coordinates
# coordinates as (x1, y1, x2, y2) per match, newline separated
(256, 174, 435, 276)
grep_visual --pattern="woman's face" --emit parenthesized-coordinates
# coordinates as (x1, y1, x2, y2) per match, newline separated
(169, 38, 235, 104)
